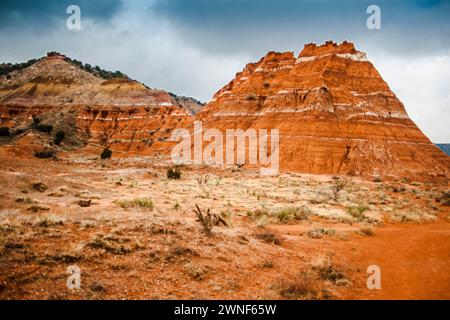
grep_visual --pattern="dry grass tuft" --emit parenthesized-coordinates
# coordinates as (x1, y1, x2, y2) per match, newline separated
(184, 262, 207, 280)
(116, 197, 154, 210)
(307, 228, 335, 239)
(255, 230, 282, 245)
(359, 227, 375, 236)
(275, 272, 331, 300)
(87, 234, 137, 255)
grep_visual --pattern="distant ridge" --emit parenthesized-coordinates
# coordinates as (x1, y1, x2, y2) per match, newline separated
(436, 144, 450, 156)
(0, 52, 203, 108)
(0, 51, 200, 157)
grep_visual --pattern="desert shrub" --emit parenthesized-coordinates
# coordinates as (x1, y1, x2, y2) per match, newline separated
(101, 147, 112, 159)
(273, 208, 292, 223)
(390, 208, 437, 223)
(87, 235, 132, 255)
(197, 174, 210, 185)
(132, 198, 154, 209)
(307, 228, 335, 239)
(34, 124, 53, 133)
(16, 197, 36, 204)
(14, 128, 26, 135)
(272, 206, 311, 223)
(117, 197, 154, 210)
(172, 247, 199, 258)
(310, 256, 346, 285)
(37, 252, 82, 266)
(184, 262, 207, 280)
(32, 182, 48, 192)
(77, 200, 92, 208)
(90, 282, 106, 293)
(34, 150, 55, 159)
(193, 204, 228, 235)
(32, 115, 41, 124)
(3, 241, 26, 251)
(0, 127, 10, 136)
(28, 205, 50, 213)
(347, 204, 369, 221)
(247, 208, 269, 219)
(54, 130, 65, 145)
(437, 191, 450, 206)
(275, 273, 330, 300)
(261, 260, 274, 269)
(167, 166, 181, 180)
(246, 93, 257, 101)
(248, 206, 311, 224)
(255, 231, 282, 245)
(317, 264, 345, 283)
(36, 216, 63, 227)
(359, 227, 375, 236)
(331, 177, 348, 200)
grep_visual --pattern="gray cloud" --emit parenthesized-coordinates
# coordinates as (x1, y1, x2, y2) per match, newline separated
(151, 0, 450, 57)
(0, 0, 448, 142)
(0, 0, 123, 29)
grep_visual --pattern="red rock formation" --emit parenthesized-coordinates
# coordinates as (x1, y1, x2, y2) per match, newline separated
(0, 56, 196, 156)
(197, 41, 450, 179)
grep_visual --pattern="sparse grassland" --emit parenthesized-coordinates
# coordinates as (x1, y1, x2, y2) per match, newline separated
(0, 155, 448, 300)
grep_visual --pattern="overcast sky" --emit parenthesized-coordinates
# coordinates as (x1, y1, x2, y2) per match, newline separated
(0, 0, 448, 142)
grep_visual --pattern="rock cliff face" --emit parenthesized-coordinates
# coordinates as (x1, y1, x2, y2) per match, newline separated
(1, 44, 448, 180)
(0, 54, 198, 156)
(197, 41, 449, 179)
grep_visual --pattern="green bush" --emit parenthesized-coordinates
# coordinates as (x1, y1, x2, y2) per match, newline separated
(0, 127, 10, 136)
(0, 58, 38, 76)
(14, 128, 26, 136)
(54, 130, 65, 145)
(32, 115, 41, 124)
(101, 148, 112, 159)
(64, 57, 129, 80)
(34, 124, 53, 133)
(34, 150, 55, 159)
(167, 167, 181, 180)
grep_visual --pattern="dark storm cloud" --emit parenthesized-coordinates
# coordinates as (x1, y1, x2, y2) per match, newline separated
(0, 0, 448, 141)
(0, 0, 123, 28)
(151, 0, 450, 56)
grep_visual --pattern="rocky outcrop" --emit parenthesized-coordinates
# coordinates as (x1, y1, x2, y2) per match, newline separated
(197, 41, 450, 179)
(0, 54, 198, 156)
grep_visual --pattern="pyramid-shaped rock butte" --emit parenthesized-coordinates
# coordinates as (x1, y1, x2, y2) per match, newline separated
(197, 41, 450, 178)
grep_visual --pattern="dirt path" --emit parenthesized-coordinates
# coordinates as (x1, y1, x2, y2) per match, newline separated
(341, 220, 450, 299)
